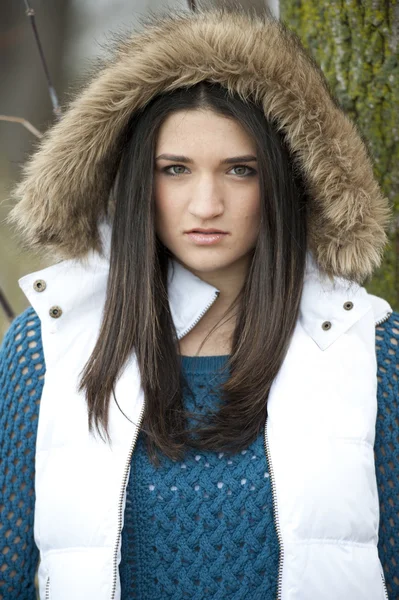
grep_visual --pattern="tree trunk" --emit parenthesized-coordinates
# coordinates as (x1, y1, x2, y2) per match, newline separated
(280, 0, 399, 309)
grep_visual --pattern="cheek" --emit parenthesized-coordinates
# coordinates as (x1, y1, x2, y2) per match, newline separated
(154, 179, 170, 222)
(248, 188, 261, 214)
(235, 192, 261, 223)
(156, 200, 180, 225)
(154, 184, 182, 240)
(235, 194, 261, 242)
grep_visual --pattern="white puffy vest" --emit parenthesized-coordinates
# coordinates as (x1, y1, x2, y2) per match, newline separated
(19, 221, 392, 599)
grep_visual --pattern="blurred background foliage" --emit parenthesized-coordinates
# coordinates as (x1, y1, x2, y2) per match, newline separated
(1, 0, 398, 338)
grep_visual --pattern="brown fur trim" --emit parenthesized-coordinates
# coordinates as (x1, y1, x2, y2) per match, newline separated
(7, 6, 392, 282)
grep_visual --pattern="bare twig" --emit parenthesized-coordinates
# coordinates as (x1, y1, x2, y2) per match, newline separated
(24, 0, 62, 120)
(0, 115, 42, 138)
(0, 289, 15, 323)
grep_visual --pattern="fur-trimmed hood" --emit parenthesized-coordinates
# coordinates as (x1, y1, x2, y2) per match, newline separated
(7, 6, 392, 283)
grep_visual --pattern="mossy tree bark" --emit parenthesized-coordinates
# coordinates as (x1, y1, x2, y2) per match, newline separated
(280, 0, 399, 309)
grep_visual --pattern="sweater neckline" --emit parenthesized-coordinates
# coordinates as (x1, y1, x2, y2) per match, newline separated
(180, 354, 230, 374)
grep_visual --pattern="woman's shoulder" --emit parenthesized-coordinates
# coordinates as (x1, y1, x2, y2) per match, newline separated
(375, 309, 399, 374)
(0, 306, 45, 429)
(1, 305, 45, 374)
(1, 305, 43, 357)
(375, 308, 399, 431)
(375, 309, 398, 419)
(375, 309, 399, 435)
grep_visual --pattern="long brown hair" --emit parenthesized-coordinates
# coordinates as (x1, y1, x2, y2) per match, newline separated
(78, 81, 308, 465)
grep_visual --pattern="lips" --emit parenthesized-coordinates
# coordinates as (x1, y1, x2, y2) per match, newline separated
(185, 230, 228, 246)
(186, 229, 227, 234)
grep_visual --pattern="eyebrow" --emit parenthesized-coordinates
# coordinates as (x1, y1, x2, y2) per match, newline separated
(155, 154, 257, 165)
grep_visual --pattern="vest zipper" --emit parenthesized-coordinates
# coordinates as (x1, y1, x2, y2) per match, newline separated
(375, 311, 392, 327)
(381, 571, 389, 599)
(110, 290, 220, 599)
(110, 403, 146, 600)
(178, 291, 220, 339)
(264, 419, 284, 600)
(45, 575, 50, 599)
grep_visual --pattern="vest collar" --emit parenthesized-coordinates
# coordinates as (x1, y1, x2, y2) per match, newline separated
(18, 219, 392, 347)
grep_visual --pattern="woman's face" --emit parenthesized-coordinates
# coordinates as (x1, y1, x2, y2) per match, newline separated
(154, 109, 261, 278)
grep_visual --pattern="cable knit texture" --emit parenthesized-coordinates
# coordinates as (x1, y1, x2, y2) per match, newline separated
(119, 354, 278, 599)
(0, 306, 398, 599)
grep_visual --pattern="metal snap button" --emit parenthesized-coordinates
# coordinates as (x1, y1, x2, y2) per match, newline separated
(322, 321, 332, 331)
(343, 301, 354, 310)
(33, 279, 46, 292)
(49, 306, 62, 319)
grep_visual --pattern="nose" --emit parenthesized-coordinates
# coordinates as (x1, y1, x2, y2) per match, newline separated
(187, 176, 224, 220)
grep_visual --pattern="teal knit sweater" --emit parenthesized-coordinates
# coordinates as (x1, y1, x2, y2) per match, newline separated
(120, 354, 278, 598)
(0, 307, 398, 599)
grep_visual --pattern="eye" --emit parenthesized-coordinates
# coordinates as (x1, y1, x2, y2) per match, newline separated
(161, 164, 257, 177)
(230, 165, 256, 177)
(163, 165, 188, 176)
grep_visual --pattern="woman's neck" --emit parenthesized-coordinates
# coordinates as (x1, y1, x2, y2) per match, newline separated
(176, 253, 251, 356)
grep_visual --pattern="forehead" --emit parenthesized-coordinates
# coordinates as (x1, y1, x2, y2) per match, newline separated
(155, 109, 256, 152)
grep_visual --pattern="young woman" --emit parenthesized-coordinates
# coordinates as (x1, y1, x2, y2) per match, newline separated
(0, 7, 398, 600)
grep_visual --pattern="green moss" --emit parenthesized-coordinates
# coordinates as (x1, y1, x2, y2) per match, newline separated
(281, 0, 399, 309)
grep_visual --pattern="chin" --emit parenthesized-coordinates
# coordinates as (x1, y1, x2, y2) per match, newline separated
(176, 252, 243, 275)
